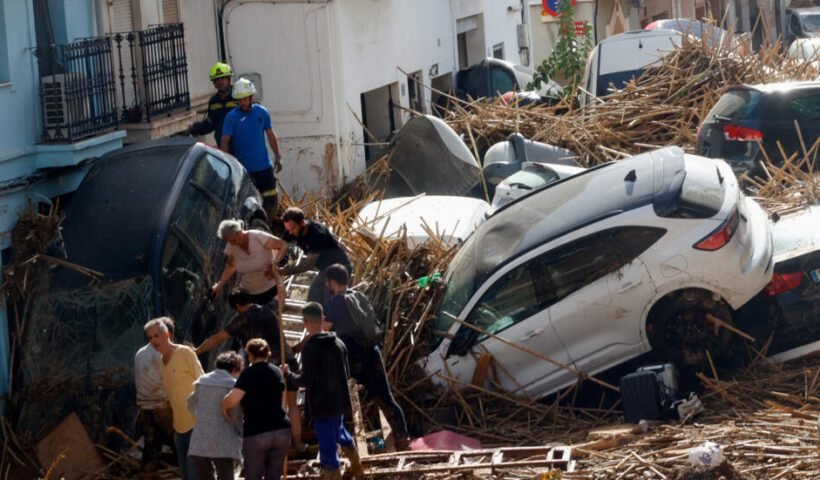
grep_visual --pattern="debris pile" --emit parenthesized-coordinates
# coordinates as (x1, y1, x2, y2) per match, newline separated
(442, 36, 819, 167)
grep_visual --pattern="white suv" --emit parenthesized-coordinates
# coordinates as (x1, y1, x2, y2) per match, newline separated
(424, 147, 772, 399)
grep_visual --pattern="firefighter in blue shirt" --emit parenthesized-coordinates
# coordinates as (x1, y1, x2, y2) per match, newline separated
(220, 78, 283, 219)
(187, 62, 236, 147)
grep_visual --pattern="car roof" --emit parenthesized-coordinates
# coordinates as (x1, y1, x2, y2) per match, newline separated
(790, 7, 820, 14)
(472, 147, 686, 275)
(735, 81, 820, 94)
(598, 28, 683, 45)
(56, 138, 197, 286)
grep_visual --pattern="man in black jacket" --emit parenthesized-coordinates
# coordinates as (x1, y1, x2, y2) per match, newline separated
(285, 302, 364, 480)
(187, 62, 236, 147)
(279, 207, 352, 305)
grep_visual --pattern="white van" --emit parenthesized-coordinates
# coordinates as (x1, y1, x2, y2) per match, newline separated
(580, 29, 682, 106)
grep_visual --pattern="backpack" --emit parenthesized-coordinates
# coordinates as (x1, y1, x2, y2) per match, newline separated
(342, 289, 382, 348)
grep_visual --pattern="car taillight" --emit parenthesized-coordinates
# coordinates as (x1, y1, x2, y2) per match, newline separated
(693, 209, 740, 251)
(723, 125, 763, 141)
(764, 272, 803, 296)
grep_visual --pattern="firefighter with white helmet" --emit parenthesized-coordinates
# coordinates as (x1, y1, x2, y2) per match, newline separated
(187, 62, 236, 146)
(220, 78, 283, 220)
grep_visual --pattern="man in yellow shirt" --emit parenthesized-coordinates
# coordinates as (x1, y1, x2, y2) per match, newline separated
(145, 317, 204, 480)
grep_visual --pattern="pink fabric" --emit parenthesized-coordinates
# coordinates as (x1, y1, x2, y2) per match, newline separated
(409, 430, 481, 451)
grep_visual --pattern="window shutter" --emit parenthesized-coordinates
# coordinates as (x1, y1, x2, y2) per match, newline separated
(162, 0, 180, 24)
(110, 0, 134, 33)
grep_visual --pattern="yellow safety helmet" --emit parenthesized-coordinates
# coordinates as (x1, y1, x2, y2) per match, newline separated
(232, 78, 257, 100)
(209, 62, 233, 81)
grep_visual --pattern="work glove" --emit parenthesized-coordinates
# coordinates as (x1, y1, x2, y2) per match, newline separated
(274, 154, 283, 173)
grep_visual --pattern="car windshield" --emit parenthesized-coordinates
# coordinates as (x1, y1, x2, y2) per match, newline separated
(597, 69, 644, 97)
(800, 13, 820, 32)
(431, 234, 479, 350)
(705, 89, 762, 122)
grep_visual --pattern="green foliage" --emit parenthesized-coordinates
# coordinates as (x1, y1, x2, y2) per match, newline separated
(528, 1, 594, 95)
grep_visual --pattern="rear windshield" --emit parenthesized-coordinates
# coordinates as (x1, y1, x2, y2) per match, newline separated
(656, 165, 726, 219)
(705, 90, 763, 122)
(800, 13, 820, 32)
(596, 69, 644, 96)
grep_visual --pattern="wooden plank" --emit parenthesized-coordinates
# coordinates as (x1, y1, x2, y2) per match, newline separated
(34, 413, 106, 480)
(348, 379, 370, 459)
(378, 408, 396, 453)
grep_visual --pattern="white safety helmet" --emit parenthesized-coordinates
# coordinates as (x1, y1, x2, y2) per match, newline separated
(232, 78, 257, 100)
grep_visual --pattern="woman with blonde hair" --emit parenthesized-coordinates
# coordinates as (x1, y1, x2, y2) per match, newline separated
(222, 339, 291, 479)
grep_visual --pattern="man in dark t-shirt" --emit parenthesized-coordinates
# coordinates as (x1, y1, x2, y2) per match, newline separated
(279, 207, 352, 305)
(195, 289, 305, 450)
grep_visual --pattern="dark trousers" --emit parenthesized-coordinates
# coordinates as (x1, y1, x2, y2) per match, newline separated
(188, 455, 236, 480)
(242, 428, 291, 480)
(137, 406, 174, 472)
(350, 347, 409, 437)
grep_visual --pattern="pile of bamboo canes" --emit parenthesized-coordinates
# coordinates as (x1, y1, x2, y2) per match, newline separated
(442, 35, 819, 167)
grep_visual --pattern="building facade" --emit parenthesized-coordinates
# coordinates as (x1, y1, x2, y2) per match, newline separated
(219, 0, 533, 199)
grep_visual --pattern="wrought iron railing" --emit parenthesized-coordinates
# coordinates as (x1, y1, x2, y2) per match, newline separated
(35, 37, 119, 143)
(112, 23, 190, 123)
(36, 24, 191, 143)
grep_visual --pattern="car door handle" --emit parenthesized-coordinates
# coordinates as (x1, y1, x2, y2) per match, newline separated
(618, 280, 642, 293)
(519, 328, 544, 341)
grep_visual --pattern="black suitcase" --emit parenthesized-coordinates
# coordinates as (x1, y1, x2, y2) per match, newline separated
(620, 371, 664, 423)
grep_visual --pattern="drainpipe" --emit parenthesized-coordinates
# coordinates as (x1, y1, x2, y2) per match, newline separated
(593, 0, 599, 45)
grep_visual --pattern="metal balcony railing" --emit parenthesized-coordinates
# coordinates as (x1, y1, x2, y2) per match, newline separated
(35, 37, 119, 143)
(112, 23, 190, 123)
(36, 24, 191, 143)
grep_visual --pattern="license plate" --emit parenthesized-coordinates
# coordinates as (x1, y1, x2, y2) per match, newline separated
(812, 269, 820, 283)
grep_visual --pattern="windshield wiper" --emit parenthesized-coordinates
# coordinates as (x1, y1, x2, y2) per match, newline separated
(711, 114, 732, 123)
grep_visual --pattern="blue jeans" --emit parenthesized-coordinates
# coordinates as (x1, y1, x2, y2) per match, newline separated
(174, 429, 193, 480)
(313, 416, 353, 470)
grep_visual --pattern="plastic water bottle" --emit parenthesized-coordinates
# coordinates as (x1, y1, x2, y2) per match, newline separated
(368, 437, 385, 451)
(688, 441, 723, 466)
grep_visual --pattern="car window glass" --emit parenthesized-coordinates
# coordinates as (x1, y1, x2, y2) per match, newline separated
(789, 93, 820, 121)
(706, 90, 762, 122)
(802, 14, 820, 32)
(545, 232, 624, 301)
(465, 262, 550, 341)
(171, 157, 225, 252)
(596, 69, 644, 97)
(791, 14, 802, 32)
(491, 66, 517, 95)
(161, 234, 202, 334)
(611, 227, 666, 259)
(191, 153, 230, 199)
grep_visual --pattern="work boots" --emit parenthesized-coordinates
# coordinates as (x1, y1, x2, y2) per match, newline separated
(341, 444, 365, 477)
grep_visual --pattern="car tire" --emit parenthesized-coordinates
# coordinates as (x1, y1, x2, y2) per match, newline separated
(648, 290, 735, 368)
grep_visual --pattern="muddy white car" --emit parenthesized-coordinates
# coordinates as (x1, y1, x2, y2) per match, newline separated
(424, 147, 773, 399)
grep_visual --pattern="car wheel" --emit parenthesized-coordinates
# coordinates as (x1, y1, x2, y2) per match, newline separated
(648, 290, 734, 368)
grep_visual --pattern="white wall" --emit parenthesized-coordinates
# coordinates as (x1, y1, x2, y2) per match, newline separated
(221, 0, 529, 197)
(529, 0, 642, 69)
(179, 0, 219, 101)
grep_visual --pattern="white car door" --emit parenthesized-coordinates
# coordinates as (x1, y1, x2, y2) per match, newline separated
(440, 255, 573, 397)
(547, 227, 664, 379)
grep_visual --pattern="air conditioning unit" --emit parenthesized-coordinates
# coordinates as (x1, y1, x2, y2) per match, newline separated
(41, 73, 90, 138)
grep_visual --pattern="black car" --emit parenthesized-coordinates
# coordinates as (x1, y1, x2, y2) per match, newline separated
(737, 206, 820, 358)
(11, 138, 267, 440)
(695, 82, 820, 176)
